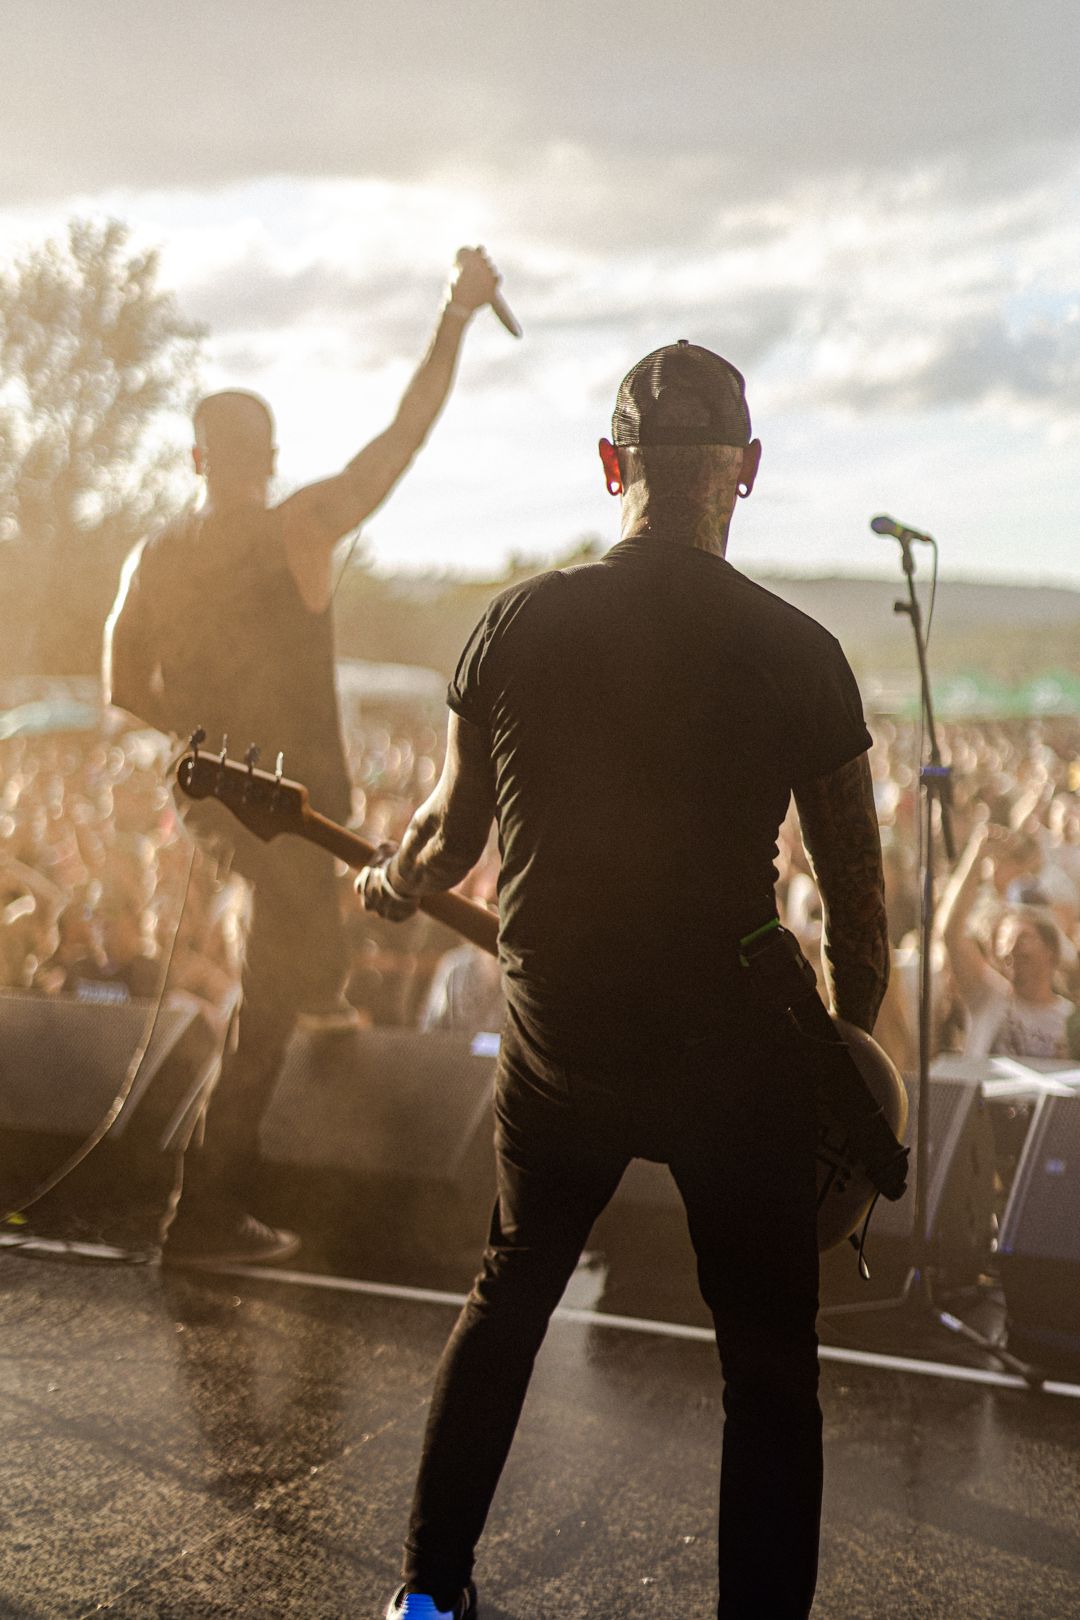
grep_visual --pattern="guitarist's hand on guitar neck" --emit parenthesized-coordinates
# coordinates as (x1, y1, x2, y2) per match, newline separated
(174, 740, 499, 956)
(357, 843, 422, 923)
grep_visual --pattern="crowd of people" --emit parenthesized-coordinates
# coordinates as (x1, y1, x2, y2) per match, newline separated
(0, 725, 241, 1028)
(2, 701, 1080, 1067)
(776, 712, 1080, 1068)
(0, 705, 489, 1038)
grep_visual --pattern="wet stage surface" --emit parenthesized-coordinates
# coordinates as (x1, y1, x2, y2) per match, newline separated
(4, 1028, 1080, 1618)
(3, 1226, 1080, 1620)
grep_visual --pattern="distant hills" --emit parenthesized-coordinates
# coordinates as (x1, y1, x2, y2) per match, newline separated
(746, 572, 1080, 703)
(334, 557, 1080, 719)
(757, 571, 1080, 648)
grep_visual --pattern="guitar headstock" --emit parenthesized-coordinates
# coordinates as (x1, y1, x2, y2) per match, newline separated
(175, 732, 310, 843)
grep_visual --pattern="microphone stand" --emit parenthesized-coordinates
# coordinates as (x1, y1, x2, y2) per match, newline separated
(898, 533, 953, 1317)
(820, 534, 1041, 1385)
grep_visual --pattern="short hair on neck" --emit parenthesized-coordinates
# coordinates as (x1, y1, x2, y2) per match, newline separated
(620, 443, 743, 505)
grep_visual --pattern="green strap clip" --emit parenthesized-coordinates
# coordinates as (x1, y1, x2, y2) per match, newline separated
(738, 915, 781, 967)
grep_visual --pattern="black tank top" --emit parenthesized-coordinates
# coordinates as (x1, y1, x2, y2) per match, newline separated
(139, 505, 352, 822)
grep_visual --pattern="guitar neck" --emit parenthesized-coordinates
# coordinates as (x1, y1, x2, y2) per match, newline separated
(302, 807, 499, 958)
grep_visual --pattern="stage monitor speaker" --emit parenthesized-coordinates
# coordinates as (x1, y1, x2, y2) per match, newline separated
(0, 987, 219, 1250)
(820, 1074, 996, 1302)
(999, 1091, 1080, 1362)
(259, 1028, 499, 1193)
(262, 1030, 718, 1218)
(0, 988, 215, 1143)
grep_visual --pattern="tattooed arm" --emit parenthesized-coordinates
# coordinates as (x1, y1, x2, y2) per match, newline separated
(357, 713, 495, 920)
(793, 751, 890, 1035)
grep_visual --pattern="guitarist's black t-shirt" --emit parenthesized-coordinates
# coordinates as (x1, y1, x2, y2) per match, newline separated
(448, 538, 872, 1068)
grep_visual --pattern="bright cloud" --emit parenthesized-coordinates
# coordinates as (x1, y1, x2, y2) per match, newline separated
(1, 2, 1079, 583)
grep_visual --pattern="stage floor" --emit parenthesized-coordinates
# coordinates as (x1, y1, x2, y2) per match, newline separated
(3, 1246, 1080, 1620)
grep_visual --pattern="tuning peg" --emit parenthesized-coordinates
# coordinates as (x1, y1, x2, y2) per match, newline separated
(189, 727, 206, 757)
(244, 744, 260, 775)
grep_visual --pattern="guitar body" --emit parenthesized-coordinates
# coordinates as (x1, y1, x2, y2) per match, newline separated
(816, 1019, 908, 1253)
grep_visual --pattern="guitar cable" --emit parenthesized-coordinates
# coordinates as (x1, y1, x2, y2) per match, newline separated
(2, 520, 368, 1255)
(852, 1193, 880, 1283)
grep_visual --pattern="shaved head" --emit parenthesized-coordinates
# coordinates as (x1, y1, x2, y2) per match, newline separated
(193, 390, 275, 495)
(194, 390, 274, 455)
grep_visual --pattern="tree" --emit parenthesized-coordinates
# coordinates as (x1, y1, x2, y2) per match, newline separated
(0, 218, 203, 679)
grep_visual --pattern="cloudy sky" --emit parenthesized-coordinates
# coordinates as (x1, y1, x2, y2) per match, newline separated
(3, 0, 1080, 584)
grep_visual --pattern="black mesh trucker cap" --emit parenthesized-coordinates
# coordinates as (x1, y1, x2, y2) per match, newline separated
(611, 340, 751, 447)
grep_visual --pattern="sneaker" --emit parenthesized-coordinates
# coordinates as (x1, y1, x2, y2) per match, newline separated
(162, 1207, 300, 1271)
(384, 1584, 477, 1619)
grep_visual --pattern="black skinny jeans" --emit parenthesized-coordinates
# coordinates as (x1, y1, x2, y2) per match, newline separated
(403, 1012, 823, 1618)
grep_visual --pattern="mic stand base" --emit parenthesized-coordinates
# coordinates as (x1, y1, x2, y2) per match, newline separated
(819, 1264, 1046, 1389)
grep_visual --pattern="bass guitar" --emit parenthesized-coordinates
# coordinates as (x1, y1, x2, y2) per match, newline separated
(175, 738, 907, 1258)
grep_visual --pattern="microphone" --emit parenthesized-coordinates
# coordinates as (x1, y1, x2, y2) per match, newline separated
(870, 514, 934, 544)
(491, 288, 523, 339)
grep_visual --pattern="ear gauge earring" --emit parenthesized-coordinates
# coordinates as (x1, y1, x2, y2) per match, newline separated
(607, 478, 621, 496)
(737, 481, 750, 498)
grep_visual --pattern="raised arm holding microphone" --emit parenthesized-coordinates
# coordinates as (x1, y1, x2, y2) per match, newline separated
(103, 246, 508, 1269)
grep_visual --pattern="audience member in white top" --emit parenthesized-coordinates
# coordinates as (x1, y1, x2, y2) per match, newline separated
(939, 819, 1074, 1060)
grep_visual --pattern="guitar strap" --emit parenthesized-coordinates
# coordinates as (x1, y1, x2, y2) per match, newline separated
(738, 919, 909, 1201)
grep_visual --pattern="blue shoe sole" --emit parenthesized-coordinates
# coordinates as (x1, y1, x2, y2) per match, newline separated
(385, 1582, 477, 1619)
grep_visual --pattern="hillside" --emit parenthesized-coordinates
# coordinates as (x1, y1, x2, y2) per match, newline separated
(759, 573, 1080, 680)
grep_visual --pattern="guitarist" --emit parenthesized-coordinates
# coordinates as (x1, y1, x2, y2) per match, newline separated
(103, 246, 503, 1268)
(359, 342, 890, 1620)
